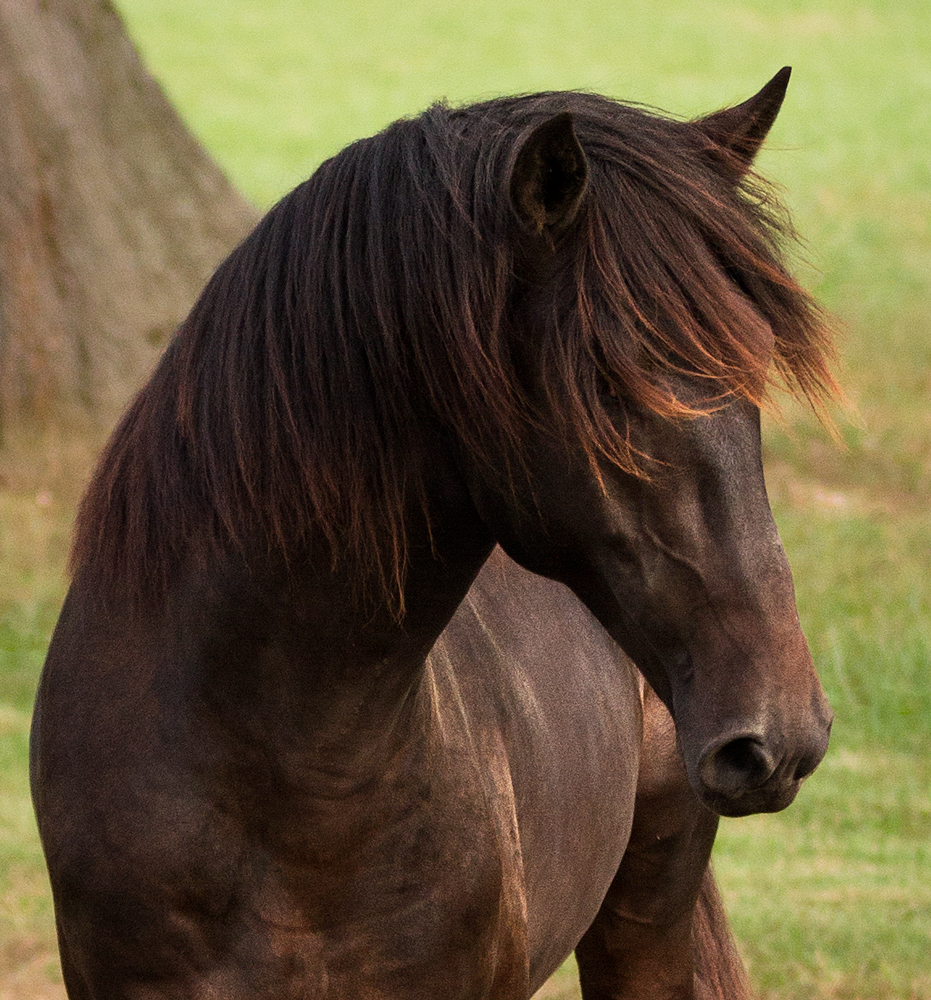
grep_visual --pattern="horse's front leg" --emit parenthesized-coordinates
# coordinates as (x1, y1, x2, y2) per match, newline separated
(574, 684, 750, 1000)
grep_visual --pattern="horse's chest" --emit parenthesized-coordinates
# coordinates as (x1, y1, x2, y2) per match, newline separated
(190, 776, 530, 997)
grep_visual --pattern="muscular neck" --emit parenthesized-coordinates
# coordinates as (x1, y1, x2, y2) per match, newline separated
(173, 459, 496, 805)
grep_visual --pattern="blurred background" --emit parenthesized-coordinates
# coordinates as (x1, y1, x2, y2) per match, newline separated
(0, 1, 928, 997)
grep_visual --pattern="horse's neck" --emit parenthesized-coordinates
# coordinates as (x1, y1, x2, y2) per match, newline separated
(179, 464, 496, 802)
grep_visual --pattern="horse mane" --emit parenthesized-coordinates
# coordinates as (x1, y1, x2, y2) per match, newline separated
(71, 91, 836, 607)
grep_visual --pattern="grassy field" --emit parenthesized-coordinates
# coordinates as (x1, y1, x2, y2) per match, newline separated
(2, 0, 929, 996)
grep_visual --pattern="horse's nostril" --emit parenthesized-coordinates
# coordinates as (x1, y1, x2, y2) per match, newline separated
(699, 735, 777, 799)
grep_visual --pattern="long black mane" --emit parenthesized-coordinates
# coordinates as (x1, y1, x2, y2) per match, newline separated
(73, 91, 835, 605)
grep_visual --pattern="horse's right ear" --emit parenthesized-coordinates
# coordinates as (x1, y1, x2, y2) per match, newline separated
(692, 67, 792, 180)
(511, 112, 588, 235)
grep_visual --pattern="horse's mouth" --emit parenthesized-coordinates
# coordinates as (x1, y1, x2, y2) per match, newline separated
(700, 773, 804, 818)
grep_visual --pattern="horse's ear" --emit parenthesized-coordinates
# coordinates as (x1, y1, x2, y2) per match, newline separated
(693, 67, 791, 179)
(511, 112, 588, 234)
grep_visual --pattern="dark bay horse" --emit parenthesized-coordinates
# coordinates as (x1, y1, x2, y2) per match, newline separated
(32, 68, 836, 999)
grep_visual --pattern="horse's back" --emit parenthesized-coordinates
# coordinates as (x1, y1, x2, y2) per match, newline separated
(429, 548, 642, 990)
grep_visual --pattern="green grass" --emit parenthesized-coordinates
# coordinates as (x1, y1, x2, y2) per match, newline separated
(2, 0, 929, 996)
(0, 494, 70, 992)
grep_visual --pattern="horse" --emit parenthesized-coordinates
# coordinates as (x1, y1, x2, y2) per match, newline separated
(31, 67, 837, 999)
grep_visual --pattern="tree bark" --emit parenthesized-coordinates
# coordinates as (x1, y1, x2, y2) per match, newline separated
(0, 0, 257, 451)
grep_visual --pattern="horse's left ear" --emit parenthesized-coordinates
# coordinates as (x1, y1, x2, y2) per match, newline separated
(511, 111, 588, 234)
(693, 67, 792, 179)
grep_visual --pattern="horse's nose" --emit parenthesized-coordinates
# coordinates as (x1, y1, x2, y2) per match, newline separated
(697, 732, 777, 800)
(790, 703, 834, 783)
(695, 713, 832, 816)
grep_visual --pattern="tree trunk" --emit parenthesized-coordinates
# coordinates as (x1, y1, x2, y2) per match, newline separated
(0, 0, 257, 457)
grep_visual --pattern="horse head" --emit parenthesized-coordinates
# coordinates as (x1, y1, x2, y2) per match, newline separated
(465, 70, 834, 817)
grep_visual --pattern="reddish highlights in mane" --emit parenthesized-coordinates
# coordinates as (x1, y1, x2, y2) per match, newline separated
(72, 91, 837, 606)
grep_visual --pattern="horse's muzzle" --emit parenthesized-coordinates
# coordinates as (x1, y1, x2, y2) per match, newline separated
(694, 714, 832, 817)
